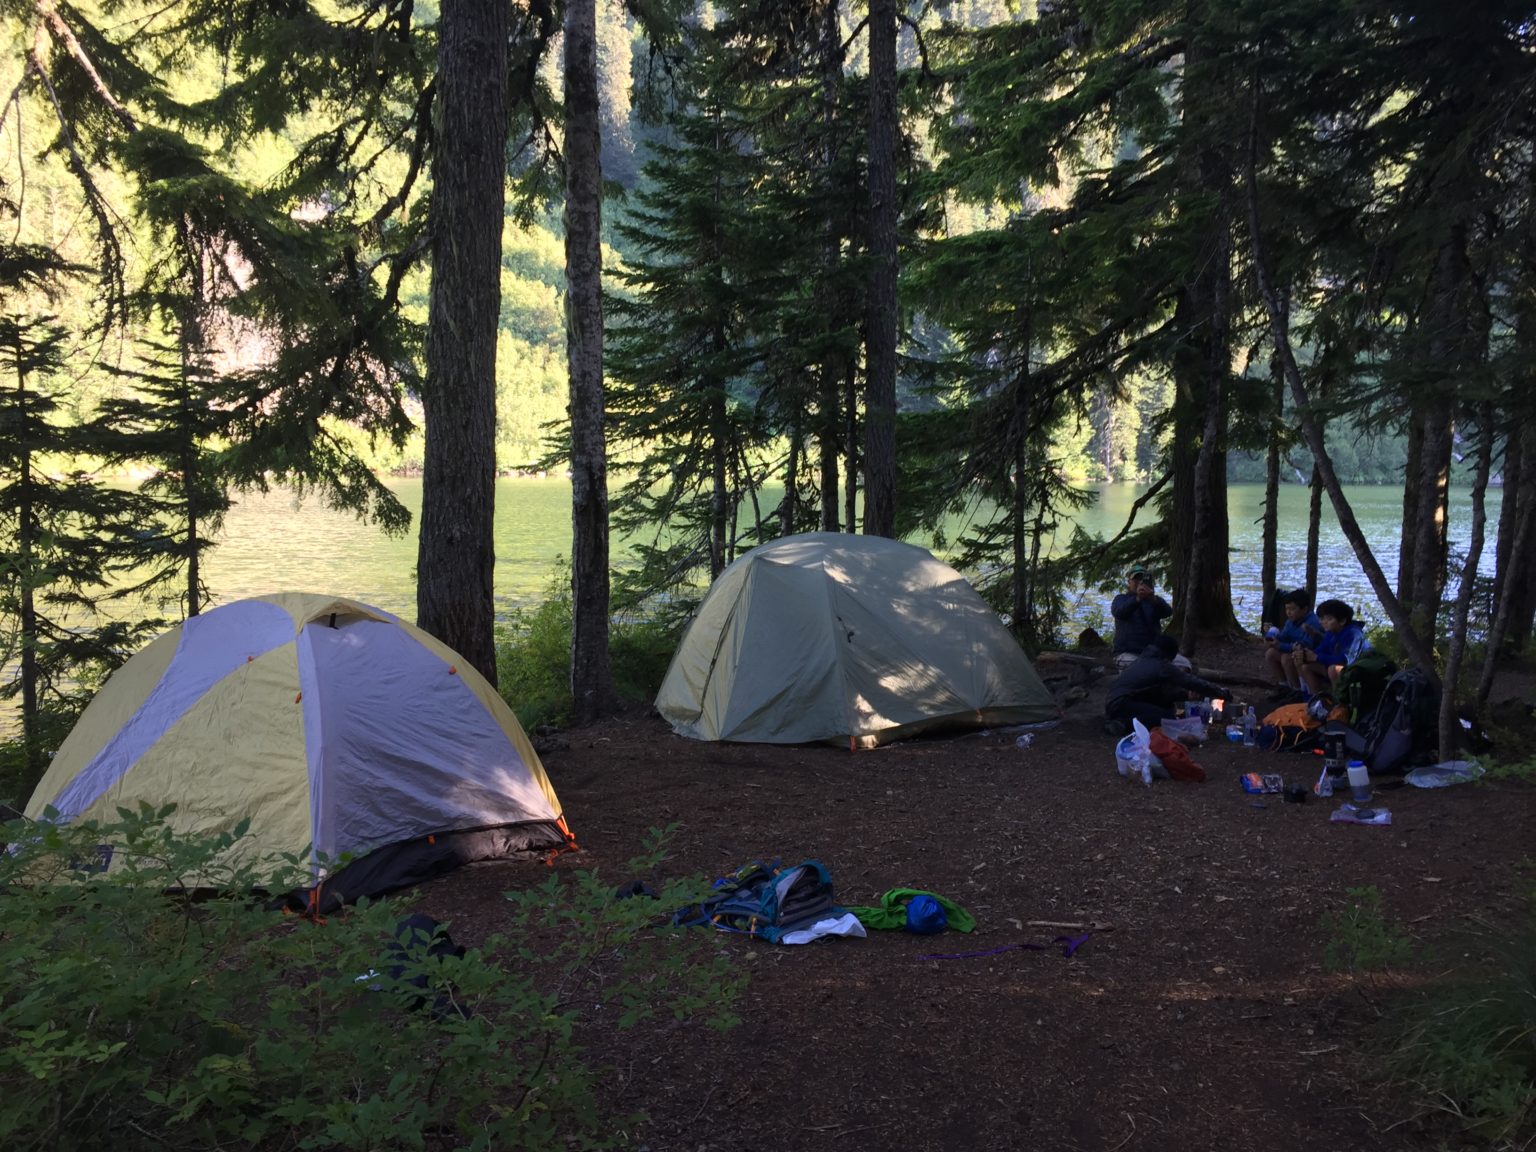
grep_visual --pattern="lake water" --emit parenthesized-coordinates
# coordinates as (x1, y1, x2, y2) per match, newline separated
(202, 477, 1496, 630)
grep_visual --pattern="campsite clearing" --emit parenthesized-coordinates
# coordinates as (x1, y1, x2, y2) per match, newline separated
(418, 640, 1535, 1152)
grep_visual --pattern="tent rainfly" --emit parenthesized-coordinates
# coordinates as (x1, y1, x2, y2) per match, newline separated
(25, 593, 571, 906)
(655, 533, 1058, 746)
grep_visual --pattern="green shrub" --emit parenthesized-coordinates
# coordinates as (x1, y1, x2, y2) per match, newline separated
(497, 593, 578, 730)
(1388, 907, 1536, 1145)
(496, 561, 684, 730)
(0, 706, 76, 811)
(0, 808, 742, 1152)
(1320, 885, 1413, 972)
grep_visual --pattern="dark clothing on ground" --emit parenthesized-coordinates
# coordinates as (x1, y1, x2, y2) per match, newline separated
(1110, 592, 1173, 655)
(1105, 647, 1229, 726)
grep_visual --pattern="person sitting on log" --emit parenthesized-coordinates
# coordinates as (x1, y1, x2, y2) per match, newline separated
(1105, 635, 1231, 735)
(1263, 589, 1322, 699)
(1110, 568, 1189, 670)
(1292, 598, 1370, 698)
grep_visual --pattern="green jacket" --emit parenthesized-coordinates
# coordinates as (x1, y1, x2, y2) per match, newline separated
(845, 888, 976, 933)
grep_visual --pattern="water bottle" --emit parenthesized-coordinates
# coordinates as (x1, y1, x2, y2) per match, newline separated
(1346, 759, 1372, 804)
(1242, 705, 1257, 747)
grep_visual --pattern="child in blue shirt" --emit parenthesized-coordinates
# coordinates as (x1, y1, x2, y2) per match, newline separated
(1263, 589, 1321, 696)
(1295, 598, 1369, 697)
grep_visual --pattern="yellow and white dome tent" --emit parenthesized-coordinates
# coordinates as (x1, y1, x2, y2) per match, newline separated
(656, 533, 1059, 746)
(26, 593, 571, 906)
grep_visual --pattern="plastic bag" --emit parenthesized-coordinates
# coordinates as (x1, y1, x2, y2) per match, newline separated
(1404, 760, 1485, 788)
(1159, 716, 1208, 743)
(1114, 719, 1164, 784)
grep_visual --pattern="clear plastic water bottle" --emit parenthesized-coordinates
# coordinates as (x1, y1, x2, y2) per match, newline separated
(1242, 705, 1257, 747)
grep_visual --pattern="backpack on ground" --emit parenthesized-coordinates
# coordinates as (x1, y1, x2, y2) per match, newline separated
(1259, 701, 1325, 752)
(673, 859, 841, 943)
(1361, 667, 1441, 774)
(1333, 649, 1398, 727)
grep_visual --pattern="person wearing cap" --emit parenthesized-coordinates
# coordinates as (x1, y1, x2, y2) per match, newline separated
(1104, 635, 1232, 734)
(1110, 569, 1185, 669)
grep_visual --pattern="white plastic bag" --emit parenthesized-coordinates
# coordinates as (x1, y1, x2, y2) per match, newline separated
(1114, 720, 1165, 784)
(1404, 760, 1485, 788)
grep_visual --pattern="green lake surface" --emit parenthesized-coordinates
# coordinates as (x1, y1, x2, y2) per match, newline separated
(204, 477, 1494, 630)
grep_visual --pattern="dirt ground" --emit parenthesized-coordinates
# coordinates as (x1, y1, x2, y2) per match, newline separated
(417, 639, 1536, 1152)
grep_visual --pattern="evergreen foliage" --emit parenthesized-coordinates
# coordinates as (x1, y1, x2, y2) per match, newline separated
(0, 807, 743, 1151)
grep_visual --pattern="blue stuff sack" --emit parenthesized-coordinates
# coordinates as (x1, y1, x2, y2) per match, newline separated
(905, 894, 948, 935)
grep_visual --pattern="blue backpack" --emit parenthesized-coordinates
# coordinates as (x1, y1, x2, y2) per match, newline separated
(673, 860, 841, 943)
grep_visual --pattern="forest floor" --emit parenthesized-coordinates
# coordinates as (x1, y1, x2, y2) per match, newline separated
(417, 638, 1536, 1152)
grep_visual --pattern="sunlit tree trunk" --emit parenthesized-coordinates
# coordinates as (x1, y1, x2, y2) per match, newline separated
(416, 0, 507, 683)
(1260, 299, 1285, 625)
(565, 0, 617, 722)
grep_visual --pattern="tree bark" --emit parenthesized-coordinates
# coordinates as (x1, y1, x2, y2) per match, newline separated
(1260, 305, 1284, 625)
(1500, 432, 1536, 654)
(862, 0, 898, 538)
(416, 0, 507, 684)
(1478, 467, 1536, 707)
(565, 0, 616, 723)
(816, 0, 843, 536)
(1305, 464, 1321, 601)
(1440, 405, 1492, 759)
(1168, 27, 1237, 638)
(1489, 421, 1521, 634)
(781, 426, 800, 537)
(1012, 313, 1032, 637)
(15, 358, 42, 779)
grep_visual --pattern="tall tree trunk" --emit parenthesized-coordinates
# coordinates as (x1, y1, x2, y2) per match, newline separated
(1244, 97, 1437, 678)
(16, 365, 41, 780)
(1168, 28, 1237, 637)
(1180, 215, 1230, 655)
(1441, 405, 1492, 759)
(782, 427, 800, 537)
(816, 0, 843, 536)
(179, 296, 203, 620)
(1306, 464, 1321, 600)
(416, 0, 507, 684)
(1479, 463, 1536, 707)
(708, 370, 727, 580)
(843, 361, 858, 532)
(1398, 410, 1423, 597)
(1501, 432, 1536, 654)
(1490, 421, 1521, 631)
(1260, 310, 1285, 624)
(862, 0, 898, 538)
(565, 0, 616, 722)
(1403, 230, 1469, 638)
(818, 393, 840, 531)
(1011, 314, 1032, 636)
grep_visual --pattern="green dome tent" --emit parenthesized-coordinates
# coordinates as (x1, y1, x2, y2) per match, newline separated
(656, 533, 1058, 746)
(26, 593, 571, 906)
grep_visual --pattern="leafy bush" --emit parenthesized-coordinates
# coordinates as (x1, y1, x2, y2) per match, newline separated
(0, 808, 742, 1152)
(0, 706, 76, 811)
(1320, 885, 1413, 972)
(1388, 907, 1536, 1145)
(496, 561, 684, 730)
